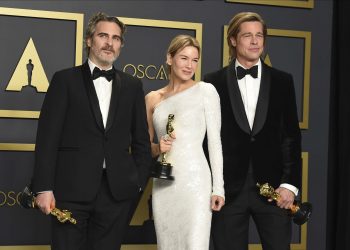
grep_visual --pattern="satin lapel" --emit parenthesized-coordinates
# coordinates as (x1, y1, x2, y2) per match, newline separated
(105, 70, 121, 132)
(226, 62, 251, 134)
(252, 62, 271, 136)
(81, 62, 104, 132)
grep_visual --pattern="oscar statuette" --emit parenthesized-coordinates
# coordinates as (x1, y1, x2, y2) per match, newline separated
(256, 183, 312, 225)
(18, 185, 77, 224)
(151, 114, 175, 180)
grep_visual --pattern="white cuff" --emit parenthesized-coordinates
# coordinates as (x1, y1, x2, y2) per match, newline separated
(279, 183, 298, 196)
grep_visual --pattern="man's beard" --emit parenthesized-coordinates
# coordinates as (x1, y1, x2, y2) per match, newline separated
(96, 49, 118, 65)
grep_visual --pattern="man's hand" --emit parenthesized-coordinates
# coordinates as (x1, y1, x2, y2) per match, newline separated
(35, 191, 55, 215)
(270, 187, 295, 209)
(211, 195, 225, 211)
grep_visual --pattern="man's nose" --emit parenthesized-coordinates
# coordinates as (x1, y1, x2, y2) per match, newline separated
(106, 37, 113, 45)
(251, 36, 258, 44)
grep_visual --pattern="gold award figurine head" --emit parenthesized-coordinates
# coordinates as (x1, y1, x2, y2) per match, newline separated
(256, 182, 280, 201)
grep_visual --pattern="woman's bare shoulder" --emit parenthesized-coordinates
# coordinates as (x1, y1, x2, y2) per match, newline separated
(145, 88, 167, 110)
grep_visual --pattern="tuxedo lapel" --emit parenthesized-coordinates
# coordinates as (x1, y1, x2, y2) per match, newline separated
(105, 70, 121, 132)
(81, 62, 105, 132)
(252, 62, 271, 136)
(226, 62, 251, 134)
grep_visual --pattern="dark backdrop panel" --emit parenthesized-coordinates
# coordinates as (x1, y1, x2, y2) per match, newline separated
(0, 15, 76, 109)
(0, 151, 50, 245)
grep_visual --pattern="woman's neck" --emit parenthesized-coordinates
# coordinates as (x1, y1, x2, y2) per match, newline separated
(167, 79, 195, 93)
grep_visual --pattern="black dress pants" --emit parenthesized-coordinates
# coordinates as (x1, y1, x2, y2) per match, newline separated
(51, 171, 134, 250)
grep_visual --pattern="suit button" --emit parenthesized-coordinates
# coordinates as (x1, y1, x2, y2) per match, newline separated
(104, 136, 108, 141)
(250, 137, 255, 142)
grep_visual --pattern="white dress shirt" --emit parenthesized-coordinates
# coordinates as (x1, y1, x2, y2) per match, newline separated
(88, 59, 113, 169)
(235, 59, 299, 196)
(88, 60, 113, 128)
(235, 60, 261, 130)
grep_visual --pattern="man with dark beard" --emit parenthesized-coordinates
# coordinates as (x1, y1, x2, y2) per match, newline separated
(31, 12, 152, 250)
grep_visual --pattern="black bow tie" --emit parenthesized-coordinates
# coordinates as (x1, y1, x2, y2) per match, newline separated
(92, 67, 115, 81)
(236, 65, 258, 80)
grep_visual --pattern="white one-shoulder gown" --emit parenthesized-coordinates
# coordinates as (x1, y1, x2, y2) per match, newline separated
(152, 81, 225, 250)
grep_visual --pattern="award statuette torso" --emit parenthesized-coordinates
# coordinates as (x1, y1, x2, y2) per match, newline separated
(151, 114, 175, 180)
(257, 183, 312, 225)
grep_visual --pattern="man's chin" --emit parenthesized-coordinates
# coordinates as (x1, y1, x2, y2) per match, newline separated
(97, 57, 117, 66)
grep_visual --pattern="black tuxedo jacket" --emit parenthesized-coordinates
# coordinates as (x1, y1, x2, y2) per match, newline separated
(204, 60, 302, 202)
(32, 61, 152, 202)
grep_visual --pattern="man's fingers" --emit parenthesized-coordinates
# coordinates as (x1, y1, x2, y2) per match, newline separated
(35, 191, 55, 215)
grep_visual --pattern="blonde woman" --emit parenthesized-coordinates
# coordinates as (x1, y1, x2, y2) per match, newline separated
(145, 35, 225, 249)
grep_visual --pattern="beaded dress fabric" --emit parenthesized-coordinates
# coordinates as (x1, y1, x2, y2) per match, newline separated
(152, 81, 224, 250)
